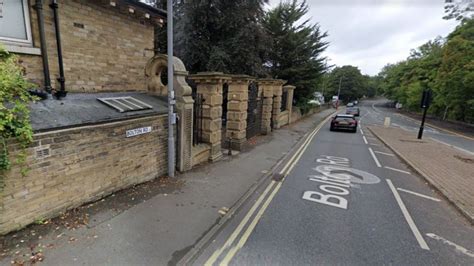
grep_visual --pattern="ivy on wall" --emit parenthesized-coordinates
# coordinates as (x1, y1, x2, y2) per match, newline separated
(0, 45, 36, 189)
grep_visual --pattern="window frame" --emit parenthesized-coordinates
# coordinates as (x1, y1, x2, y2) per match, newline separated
(0, 0, 34, 46)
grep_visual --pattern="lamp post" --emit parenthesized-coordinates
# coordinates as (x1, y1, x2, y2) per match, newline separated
(167, 0, 176, 177)
(336, 76, 343, 110)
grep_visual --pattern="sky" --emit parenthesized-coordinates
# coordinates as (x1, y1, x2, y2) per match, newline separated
(266, 0, 459, 75)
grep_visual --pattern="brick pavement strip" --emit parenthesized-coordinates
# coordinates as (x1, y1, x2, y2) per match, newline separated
(368, 126, 474, 224)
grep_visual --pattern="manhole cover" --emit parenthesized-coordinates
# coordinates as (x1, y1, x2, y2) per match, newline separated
(454, 155, 474, 164)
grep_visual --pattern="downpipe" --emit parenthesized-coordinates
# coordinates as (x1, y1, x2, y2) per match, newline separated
(33, 0, 52, 94)
(50, 0, 67, 99)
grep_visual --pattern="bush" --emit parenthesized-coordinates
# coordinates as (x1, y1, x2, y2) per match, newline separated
(0, 45, 36, 185)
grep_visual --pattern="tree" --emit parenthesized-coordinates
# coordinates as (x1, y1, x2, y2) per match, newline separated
(444, 0, 474, 21)
(377, 19, 474, 123)
(436, 18, 474, 122)
(154, 0, 270, 75)
(325, 66, 366, 103)
(262, 0, 329, 105)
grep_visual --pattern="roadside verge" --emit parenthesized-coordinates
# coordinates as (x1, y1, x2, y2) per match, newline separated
(368, 126, 474, 224)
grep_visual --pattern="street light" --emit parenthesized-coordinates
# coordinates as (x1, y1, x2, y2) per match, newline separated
(336, 75, 343, 110)
(167, 0, 176, 177)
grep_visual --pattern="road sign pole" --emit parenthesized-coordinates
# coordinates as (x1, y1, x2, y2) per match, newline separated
(417, 90, 431, 140)
(417, 106, 428, 139)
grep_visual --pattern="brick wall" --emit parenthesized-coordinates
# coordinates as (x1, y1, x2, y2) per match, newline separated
(16, 0, 154, 92)
(0, 115, 168, 235)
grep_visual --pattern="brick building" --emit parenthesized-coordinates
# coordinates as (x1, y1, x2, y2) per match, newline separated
(0, 0, 172, 234)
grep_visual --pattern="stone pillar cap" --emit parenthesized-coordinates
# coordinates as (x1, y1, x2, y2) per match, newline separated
(229, 74, 256, 83)
(189, 72, 231, 83)
(283, 85, 296, 90)
(257, 78, 287, 85)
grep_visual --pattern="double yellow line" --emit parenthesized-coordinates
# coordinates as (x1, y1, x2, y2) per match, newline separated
(205, 113, 335, 266)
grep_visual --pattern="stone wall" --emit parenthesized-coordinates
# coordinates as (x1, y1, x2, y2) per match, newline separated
(16, 0, 154, 92)
(0, 115, 168, 234)
(291, 105, 329, 122)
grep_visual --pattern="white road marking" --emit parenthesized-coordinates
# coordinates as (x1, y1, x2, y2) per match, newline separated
(360, 127, 364, 135)
(371, 103, 381, 113)
(362, 136, 368, 144)
(384, 166, 411, 175)
(386, 179, 430, 250)
(369, 143, 380, 146)
(374, 150, 395, 157)
(368, 147, 382, 168)
(426, 233, 474, 258)
(397, 188, 440, 202)
(429, 137, 474, 156)
(209, 112, 336, 265)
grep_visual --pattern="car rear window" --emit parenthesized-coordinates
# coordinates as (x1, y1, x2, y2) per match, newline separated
(335, 117, 354, 122)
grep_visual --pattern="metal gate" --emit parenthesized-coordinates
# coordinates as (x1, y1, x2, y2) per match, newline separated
(246, 82, 263, 139)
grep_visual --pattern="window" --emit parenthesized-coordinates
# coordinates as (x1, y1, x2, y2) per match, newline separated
(0, 0, 33, 45)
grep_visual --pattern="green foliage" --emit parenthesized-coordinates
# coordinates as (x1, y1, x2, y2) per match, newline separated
(378, 19, 474, 123)
(0, 45, 36, 185)
(325, 65, 367, 103)
(443, 0, 474, 21)
(262, 0, 329, 104)
(163, 0, 269, 76)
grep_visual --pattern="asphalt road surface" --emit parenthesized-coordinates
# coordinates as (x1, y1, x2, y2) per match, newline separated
(190, 100, 474, 265)
(366, 100, 474, 155)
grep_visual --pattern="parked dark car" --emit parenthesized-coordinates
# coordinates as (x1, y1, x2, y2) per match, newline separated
(330, 114, 358, 133)
(346, 107, 360, 116)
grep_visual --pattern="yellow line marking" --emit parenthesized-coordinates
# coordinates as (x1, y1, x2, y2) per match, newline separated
(278, 113, 333, 175)
(220, 182, 283, 266)
(205, 111, 336, 265)
(204, 181, 276, 266)
(218, 112, 331, 265)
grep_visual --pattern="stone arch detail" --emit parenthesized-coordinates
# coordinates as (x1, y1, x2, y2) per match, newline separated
(145, 54, 194, 172)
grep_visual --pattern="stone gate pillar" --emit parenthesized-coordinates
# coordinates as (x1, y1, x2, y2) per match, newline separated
(145, 54, 194, 172)
(283, 85, 296, 124)
(226, 75, 252, 150)
(258, 79, 286, 134)
(189, 72, 230, 162)
(272, 80, 286, 129)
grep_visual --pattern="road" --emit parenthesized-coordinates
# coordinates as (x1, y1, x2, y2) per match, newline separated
(367, 100, 474, 155)
(188, 100, 474, 265)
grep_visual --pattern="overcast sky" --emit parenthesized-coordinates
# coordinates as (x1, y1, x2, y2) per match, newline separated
(267, 0, 458, 75)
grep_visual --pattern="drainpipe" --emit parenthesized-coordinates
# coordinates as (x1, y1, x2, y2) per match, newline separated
(50, 0, 67, 99)
(33, 0, 52, 94)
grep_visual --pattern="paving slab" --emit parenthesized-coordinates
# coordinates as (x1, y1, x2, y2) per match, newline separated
(369, 125, 474, 223)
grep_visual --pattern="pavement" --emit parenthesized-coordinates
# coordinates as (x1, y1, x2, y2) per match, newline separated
(0, 107, 336, 265)
(190, 99, 474, 265)
(369, 125, 474, 223)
